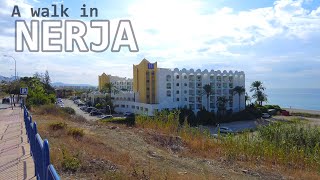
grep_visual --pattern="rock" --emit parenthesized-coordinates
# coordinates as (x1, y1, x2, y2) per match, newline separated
(178, 171, 187, 175)
(242, 169, 248, 173)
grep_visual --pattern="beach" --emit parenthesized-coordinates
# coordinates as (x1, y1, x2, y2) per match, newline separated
(284, 108, 320, 115)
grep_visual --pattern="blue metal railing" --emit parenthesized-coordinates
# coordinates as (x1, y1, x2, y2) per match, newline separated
(23, 105, 61, 180)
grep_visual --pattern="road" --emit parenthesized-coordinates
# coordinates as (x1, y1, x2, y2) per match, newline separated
(200, 120, 261, 134)
(63, 99, 100, 121)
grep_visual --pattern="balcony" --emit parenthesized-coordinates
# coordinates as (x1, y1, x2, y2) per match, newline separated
(223, 83, 228, 88)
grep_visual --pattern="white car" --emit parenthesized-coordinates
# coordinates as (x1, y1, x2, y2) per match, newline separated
(100, 115, 113, 119)
(219, 127, 233, 134)
(262, 113, 271, 118)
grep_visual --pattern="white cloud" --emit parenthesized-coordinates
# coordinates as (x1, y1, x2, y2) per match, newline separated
(127, 0, 320, 60)
(0, 0, 320, 87)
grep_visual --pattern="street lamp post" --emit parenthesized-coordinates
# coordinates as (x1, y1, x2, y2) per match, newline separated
(107, 105, 111, 115)
(3, 55, 17, 80)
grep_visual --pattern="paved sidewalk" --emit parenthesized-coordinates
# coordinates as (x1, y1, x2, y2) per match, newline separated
(0, 107, 35, 180)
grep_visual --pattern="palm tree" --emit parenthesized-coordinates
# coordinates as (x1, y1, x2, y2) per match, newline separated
(102, 83, 119, 95)
(250, 81, 265, 92)
(250, 81, 267, 106)
(216, 96, 228, 117)
(245, 92, 251, 106)
(202, 84, 214, 111)
(232, 86, 245, 111)
(252, 90, 268, 105)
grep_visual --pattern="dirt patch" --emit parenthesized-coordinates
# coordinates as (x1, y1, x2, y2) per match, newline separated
(143, 130, 185, 153)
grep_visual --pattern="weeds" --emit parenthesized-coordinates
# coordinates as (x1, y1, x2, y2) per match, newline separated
(136, 111, 320, 172)
(49, 122, 67, 130)
(61, 148, 81, 172)
(67, 127, 85, 139)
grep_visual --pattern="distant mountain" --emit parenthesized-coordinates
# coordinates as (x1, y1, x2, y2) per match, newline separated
(52, 82, 96, 87)
(0, 75, 17, 82)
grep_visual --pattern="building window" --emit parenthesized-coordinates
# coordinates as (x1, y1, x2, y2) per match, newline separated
(176, 75, 179, 79)
(184, 90, 187, 94)
(184, 83, 187, 86)
(184, 75, 187, 79)
(176, 83, 179, 86)
(166, 75, 171, 81)
(185, 98, 188, 101)
(176, 90, 179, 94)
(166, 83, 171, 89)
(167, 90, 171, 97)
(176, 98, 179, 101)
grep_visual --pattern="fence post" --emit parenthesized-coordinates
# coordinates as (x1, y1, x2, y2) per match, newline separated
(43, 140, 50, 180)
(33, 122, 38, 177)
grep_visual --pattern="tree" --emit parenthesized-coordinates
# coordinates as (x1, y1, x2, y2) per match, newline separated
(101, 83, 119, 95)
(232, 86, 245, 111)
(216, 96, 228, 117)
(44, 70, 51, 85)
(202, 84, 214, 111)
(245, 92, 251, 106)
(252, 90, 268, 106)
(250, 81, 267, 106)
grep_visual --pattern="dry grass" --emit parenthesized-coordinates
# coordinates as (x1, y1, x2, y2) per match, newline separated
(32, 105, 194, 179)
(136, 113, 320, 179)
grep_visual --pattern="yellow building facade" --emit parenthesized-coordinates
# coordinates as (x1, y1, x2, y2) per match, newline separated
(133, 59, 158, 104)
(98, 73, 110, 91)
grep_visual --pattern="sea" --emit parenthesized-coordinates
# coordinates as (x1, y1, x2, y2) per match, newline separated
(261, 88, 320, 111)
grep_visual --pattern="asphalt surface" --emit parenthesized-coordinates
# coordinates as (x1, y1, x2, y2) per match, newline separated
(199, 120, 261, 134)
(63, 99, 100, 121)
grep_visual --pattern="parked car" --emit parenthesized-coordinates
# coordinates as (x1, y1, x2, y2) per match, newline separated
(219, 127, 233, 134)
(281, 110, 290, 116)
(99, 115, 113, 119)
(86, 107, 96, 113)
(80, 106, 87, 111)
(78, 103, 85, 107)
(2, 98, 10, 104)
(124, 112, 132, 116)
(90, 110, 103, 116)
(262, 113, 271, 118)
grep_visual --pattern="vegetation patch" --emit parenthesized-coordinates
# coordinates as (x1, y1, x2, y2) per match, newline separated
(67, 127, 85, 139)
(61, 107, 75, 115)
(49, 122, 67, 131)
(291, 112, 320, 119)
(61, 148, 81, 172)
(136, 111, 320, 173)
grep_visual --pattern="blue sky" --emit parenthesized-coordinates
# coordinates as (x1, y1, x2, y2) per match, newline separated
(0, 0, 320, 89)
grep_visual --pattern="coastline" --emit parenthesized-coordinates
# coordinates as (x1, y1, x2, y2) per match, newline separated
(284, 108, 320, 115)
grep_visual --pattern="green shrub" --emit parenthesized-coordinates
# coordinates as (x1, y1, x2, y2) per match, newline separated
(179, 108, 197, 126)
(62, 107, 75, 115)
(264, 105, 282, 111)
(95, 103, 102, 109)
(68, 127, 85, 139)
(61, 148, 81, 172)
(196, 109, 215, 125)
(256, 106, 268, 113)
(49, 122, 67, 130)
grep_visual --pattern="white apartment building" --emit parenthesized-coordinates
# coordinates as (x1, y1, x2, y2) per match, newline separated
(98, 73, 133, 92)
(111, 59, 245, 116)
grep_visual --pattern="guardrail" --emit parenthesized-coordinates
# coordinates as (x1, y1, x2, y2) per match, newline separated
(23, 105, 61, 180)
